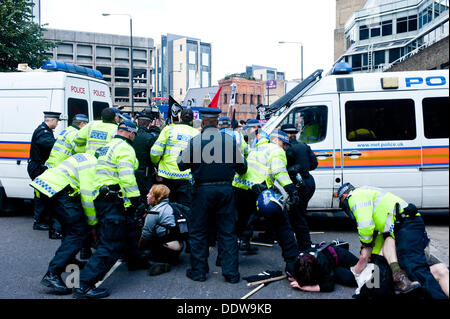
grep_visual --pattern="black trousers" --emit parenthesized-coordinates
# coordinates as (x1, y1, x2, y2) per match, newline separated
(160, 178, 192, 209)
(140, 233, 183, 265)
(332, 246, 358, 287)
(235, 188, 299, 264)
(47, 189, 89, 275)
(288, 174, 315, 251)
(188, 184, 239, 280)
(395, 216, 447, 299)
(80, 193, 143, 287)
(135, 169, 153, 204)
(234, 188, 257, 242)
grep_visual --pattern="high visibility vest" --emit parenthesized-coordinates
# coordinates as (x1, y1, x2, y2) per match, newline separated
(348, 128, 377, 141)
(150, 123, 199, 180)
(347, 186, 409, 255)
(30, 153, 98, 226)
(94, 137, 139, 206)
(232, 137, 292, 190)
(299, 124, 320, 143)
(220, 128, 249, 158)
(45, 126, 82, 168)
(73, 120, 118, 156)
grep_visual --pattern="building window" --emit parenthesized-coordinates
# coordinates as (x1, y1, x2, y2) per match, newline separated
(235, 93, 239, 104)
(359, 25, 369, 40)
(397, 17, 408, 33)
(389, 48, 401, 63)
(257, 95, 261, 105)
(345, 99, 416, 141)
(224, 94, 228, 104)
(242, 94, 246, 104)
(180, 45, 183, 52)
(180, 88, 182, 95)
(382, 20, 393, 36)
(250, 94, 254, 105)
(408, 15, 418, 32)
(352, 54, 362, 69)
(374, 50, 385, 65)
(423, 97, 449, 139)
(371, 25, 381, 37)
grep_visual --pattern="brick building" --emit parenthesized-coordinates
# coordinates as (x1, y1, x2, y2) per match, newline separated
(217, 77, 265, 122)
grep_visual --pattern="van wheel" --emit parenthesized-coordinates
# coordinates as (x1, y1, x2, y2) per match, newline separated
(0, 187, 22, 214)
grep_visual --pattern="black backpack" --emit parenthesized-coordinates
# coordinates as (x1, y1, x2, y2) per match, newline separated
(168, 202, 189, 238)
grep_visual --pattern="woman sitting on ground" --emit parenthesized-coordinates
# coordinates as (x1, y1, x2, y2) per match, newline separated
(290, 245, 358, 292)
(138, 184, 184, 275)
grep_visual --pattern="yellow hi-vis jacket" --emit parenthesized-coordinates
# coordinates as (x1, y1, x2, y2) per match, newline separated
(30, 153, 98, 226)
(232, 136, 292, 190)
(73, 120, 118, 156)
(150, 123, 199, 180)
(347, 186, 413, 254)
(93, 136, 140, 206)
(45, 125, 83, 168)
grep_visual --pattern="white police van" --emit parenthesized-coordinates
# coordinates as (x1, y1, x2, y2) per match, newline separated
(0, 60, 112, 211)
(263, 65, 449, 214)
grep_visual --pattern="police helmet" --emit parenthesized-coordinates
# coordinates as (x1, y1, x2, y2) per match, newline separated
(256, 189, 283, 218)
(337, 182, 355, 201)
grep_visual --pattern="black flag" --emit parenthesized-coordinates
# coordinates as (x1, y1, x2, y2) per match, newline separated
(169, 95, 183, 123)
(231, 109, 238, 130)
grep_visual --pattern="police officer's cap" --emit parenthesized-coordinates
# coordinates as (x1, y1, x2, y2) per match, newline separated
(199, 107, 222, 118)
(218, 116, 231, 125)
(280, 123, 298, 134)
(111, 107, 126, 120)
(73, 114, 89, 122)
(121, 113, 132, 121)
(243, 119, 261, 130)
(337, 182, 355, 201)
(43, 111, 61, 120)
(271, 129, 291, 145)
(118, 120, 137, 133)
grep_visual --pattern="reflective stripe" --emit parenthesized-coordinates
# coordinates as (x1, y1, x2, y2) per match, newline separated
(233, 176, 254, 187)
(62, 161, 79, 180)
(164, 148, 180, 156)
(351, 201, 372, 213)
(384, 213, 394, 233)
(80, 189, 94, 196)
(272, 166, 287, 175)
(277, 175, 291, 184)
(57, 167, 78, 186)
(271, 159, 285, 168)
(118, 169, 134, 177)
(117, 162, 135, 170)
(78, 163, 96, 171)
(81, 201, 95, 208)
(248, 161, 269, 175)
(154, 141, 165, 149)
(52, 146, 72, 157)
(360, 234, 373, 242)
(56, 139, 73, 149)
(167, 140, 186, 148)
(123, 185, 139, 193)
(96, 169, 118, 178)
(151, 149, 163, 156)
(86, 215, 97, 222)
(358, 220, 375, 228)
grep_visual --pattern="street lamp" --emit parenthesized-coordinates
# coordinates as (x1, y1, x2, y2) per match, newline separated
(279, 41, 303, 82)
(102, 13, 135, 117)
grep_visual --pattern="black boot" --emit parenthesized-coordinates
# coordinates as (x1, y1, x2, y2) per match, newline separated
(41, 271, 71, 294)
(239, 240, 258, 255)
(49, 229, 63, 240)
(148, 262, 171, 276)
(33, 222, 50, 231)
(72, 284, 109, 299)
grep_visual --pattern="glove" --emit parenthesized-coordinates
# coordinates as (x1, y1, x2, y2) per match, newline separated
(251, 183, 268, 195)
(284, 184, 299, 206)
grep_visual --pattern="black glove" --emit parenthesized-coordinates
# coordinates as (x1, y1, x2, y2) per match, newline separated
(251, 183, 268, 195)
(284, 184, 299, 206)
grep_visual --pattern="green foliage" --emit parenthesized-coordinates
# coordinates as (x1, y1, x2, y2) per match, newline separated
(0, 0, 56, 72)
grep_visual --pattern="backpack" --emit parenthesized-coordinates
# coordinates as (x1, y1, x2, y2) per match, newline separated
(354, 254, 395, 299)
(168, 202, 189, 238)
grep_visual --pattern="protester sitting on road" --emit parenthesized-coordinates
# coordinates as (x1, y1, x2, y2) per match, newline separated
(139, 184, 184, 275)
(289, 245, 358, 292)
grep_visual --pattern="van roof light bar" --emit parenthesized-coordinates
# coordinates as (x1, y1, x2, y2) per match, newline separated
(41, 60, 104, 80)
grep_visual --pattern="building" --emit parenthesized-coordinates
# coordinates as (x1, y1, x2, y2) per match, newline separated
(244, 65, 285, 81)
(30, 0, 41, 25)
(337, 0, 449, 72)
(334, 0, 368, 61)
(156, 34, 212, 102)
(43, 29, 155, 112)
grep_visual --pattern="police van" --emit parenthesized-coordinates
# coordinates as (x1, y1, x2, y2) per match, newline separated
(0, 60, 112, 211)
(262, 65, 449, 214)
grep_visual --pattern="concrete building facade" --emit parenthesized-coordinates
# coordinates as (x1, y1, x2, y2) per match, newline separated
(156, 34, 212, 102)
(43, 29, 155, 112)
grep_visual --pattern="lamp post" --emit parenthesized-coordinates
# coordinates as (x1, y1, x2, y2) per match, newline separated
(102, 13, 135, 117)
(279, 41, 303, 82)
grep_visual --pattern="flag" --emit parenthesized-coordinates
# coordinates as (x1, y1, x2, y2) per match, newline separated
(169, 95, 183, 123)
(231, 109, 238, 129)
(207, 86, 223, 108)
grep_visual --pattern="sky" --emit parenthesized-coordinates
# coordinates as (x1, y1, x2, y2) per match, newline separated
(40, 0, 337, 85)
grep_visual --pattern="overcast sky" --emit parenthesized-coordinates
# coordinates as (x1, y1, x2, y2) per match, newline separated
(41, 0, 336, 85)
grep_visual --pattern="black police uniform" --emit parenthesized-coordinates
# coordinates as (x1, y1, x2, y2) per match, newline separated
(178, 108, 247, 283)
(133, 125, 160, 202)
(28, 114, 59, 229)
(285, 138, 318, 251)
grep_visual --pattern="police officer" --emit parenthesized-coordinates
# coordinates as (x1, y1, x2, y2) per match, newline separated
(73, 108, 123, 156)
(232, 130, 300, 275)
(219, 116, 248, 158)
(46, 114, 89, 168)
(28, 111, 61, 232)
(73, 120, 147, 299)
(338, 183, 447, 298)
(133, 107, 161, 204)
(30, 153, 98, 294)
(178, 108, 247, 283)
(281, 123, 318, 251)
(150, 108, 199, 207)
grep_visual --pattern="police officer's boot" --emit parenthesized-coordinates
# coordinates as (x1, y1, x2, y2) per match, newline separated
(72, 284, 109, 299)
(392, 269, 421, 294)
(239, 240, 258, 255)
(41, 271, 71, 294)
(49, 229, 63, 240)
(33, 221, 50, 231)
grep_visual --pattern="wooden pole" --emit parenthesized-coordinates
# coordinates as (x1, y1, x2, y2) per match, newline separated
(241, 284, 265, 299)
(247, 275, 288, 287)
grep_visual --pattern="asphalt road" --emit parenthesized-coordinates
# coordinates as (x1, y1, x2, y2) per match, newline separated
(0, 206, 447, 301)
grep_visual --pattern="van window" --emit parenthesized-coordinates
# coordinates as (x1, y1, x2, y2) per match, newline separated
(68, 98, 88, 126)
(277, 105, 328, 144)
(423, 97, 449, 139)
(93, 102, 109, 120)
(345, 99, 416, 141)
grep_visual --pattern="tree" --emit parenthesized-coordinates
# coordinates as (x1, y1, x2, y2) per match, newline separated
(0, 0, 56, 72)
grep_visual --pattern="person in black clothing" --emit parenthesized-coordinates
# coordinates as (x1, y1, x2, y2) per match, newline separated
(133, 107, 161, 205)
(290, 245, 358, 292)
(28, 111, 62, 236)
(281, 123, 318, 251)
(178, 107, 247, 283)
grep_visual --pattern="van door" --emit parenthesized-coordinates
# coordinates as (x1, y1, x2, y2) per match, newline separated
(273, 95, 340, 209)
(339, 92, 422, 207)
(420, 94, 449, 208)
